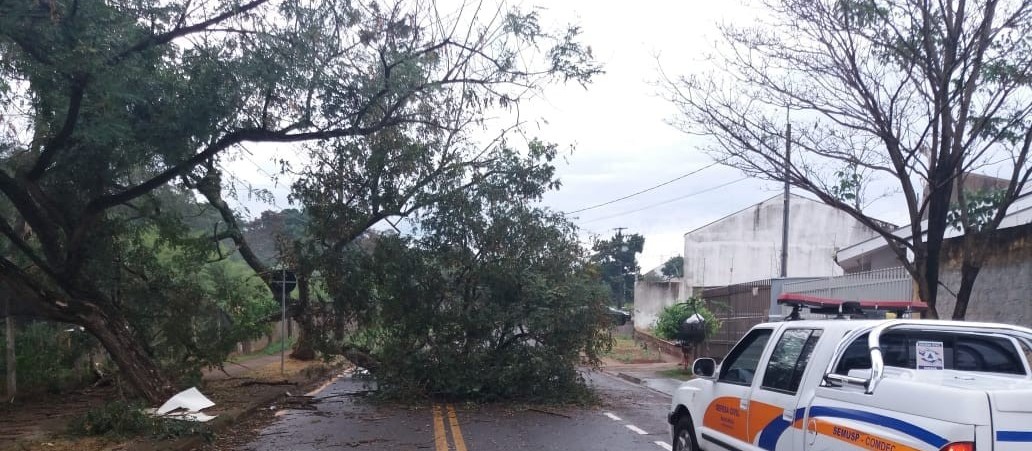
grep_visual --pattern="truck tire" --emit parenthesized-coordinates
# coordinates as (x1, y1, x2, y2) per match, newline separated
(672, 415, 698, 451)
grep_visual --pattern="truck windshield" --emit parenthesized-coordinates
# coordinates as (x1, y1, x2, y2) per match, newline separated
(834, 331, 1027, 376)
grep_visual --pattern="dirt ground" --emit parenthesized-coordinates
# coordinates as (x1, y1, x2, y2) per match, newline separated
(0, 355, 344, 451)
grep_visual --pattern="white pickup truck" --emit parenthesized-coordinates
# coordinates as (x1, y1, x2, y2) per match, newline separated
(667, 319, 1032, 451)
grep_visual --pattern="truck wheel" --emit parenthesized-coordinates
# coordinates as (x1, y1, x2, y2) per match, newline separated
(672, 415, 698, 451)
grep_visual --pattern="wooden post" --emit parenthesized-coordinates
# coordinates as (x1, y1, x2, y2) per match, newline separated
(4, 297, 15, 401)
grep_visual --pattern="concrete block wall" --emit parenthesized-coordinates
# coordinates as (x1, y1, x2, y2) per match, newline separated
(935, 226, 1032, 327)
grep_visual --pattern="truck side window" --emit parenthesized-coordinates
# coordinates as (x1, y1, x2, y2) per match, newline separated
(762, 329, 823, 394)
(834, 331, 1027, 375)
(954, 337, 1024, 374)
(718, 328, 773, 386)
(1020, 340, 1032, 373)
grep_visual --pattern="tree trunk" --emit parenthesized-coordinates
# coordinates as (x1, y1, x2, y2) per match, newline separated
(913, 258, 939, 319)
(4, 298, 15, 401)
(922, 164, 958, 320)
(952, 260, 982, 320)
(83, 310, 174, 405)
(290, 274, 317, 361)
(333, 306, 347, 342)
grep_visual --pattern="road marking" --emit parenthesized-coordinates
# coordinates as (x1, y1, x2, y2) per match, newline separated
(432, 405, 449, 451)
(604, 412, 623, 421)
(305, 374, 341, 396)
(446, 404, 469, 451)
(654, 440, 673, 450)
(626, 424, 649, 435)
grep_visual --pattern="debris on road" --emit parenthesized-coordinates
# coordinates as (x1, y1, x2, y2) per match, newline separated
(149, 387, 218, 422)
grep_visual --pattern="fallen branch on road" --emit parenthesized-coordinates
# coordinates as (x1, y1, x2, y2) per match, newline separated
(526, 407, 572, 419)
(238, 380, 294, 387)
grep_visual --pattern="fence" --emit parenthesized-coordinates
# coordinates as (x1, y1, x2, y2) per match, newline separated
(780, 266, 913, 304)
(701, 279, 771, 358)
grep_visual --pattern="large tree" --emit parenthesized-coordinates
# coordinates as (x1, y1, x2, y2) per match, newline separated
(661, 255, 684, 280)
(0, 0, 598, 402)
(591, 231, 644, 309)
(664, 0, 1032, 318)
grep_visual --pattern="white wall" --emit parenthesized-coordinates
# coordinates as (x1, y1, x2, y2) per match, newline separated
(684, 194, 880, 290)
(633, 280, 681, 331)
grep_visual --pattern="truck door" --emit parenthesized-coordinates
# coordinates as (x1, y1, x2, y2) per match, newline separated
(747, 328, 823, 451)
(699, 328, 773, 451)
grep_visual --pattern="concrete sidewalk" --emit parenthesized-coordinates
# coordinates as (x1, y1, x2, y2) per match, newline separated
(601, 361, 688, 396)
(203, 353, 287, 380)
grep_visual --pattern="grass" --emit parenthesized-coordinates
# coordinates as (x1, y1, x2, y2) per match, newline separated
(261, 336, 297, 355)
(656, 367, 694, 381)
(227, 336, 297, 363)
(605, 336, 664, 364)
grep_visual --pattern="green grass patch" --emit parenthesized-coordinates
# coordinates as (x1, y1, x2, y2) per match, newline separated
(261, 336, 297, 355)
(604, 336, 663, 364)
(657, 367, 693, 381)
(228, 336, 297, 363)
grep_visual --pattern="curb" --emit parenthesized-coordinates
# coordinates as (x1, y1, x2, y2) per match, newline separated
(615, 372, 643, 384)
(602, 369, 682, 398)
(126, 386, 292, 451)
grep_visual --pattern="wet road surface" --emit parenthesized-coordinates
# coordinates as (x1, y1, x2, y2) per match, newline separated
(239, 371, 676, 451)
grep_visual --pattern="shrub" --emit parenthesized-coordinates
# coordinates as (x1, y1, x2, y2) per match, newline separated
(0, 320, 98, 395)
(70, 400, 212, 440)
(653, 298, 721, 341)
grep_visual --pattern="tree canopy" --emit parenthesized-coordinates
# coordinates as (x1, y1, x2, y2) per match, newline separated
(0, 0, 600, 402)
(661, 256, 684, 280)
(331, 141, 610, 400)
(590, 232, 644, 308)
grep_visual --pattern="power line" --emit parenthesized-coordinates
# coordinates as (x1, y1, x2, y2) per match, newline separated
(565, 161, 723, 214)
(577, 177, 749, 224)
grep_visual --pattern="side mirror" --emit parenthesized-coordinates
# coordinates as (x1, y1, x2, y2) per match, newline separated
(692, 358, 717, 378)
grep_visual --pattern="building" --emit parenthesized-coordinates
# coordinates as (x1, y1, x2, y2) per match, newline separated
(633, 193, 885, 331)
(834, 192, 1032, 325)
(683, 193, 883, 292)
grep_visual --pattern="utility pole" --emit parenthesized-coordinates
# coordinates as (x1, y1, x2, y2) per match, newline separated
(272, 269, 297, 375)
(4, 297, 15, 401)
(614, 227, 630, 309)
(280, 271, 287, 374)
(780, 117, 791, 278)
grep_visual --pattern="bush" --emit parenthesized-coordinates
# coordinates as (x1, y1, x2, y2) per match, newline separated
(70, 400, 152, 437)
(0, 320, 98, 395)
(653, 298, 721, 341)
(70, 400, 212, 440)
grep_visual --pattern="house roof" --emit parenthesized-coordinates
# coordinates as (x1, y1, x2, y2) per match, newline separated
(684, 193, 833, 236)
(683, 192, 896, 237)
(837, 190, 1032, 262)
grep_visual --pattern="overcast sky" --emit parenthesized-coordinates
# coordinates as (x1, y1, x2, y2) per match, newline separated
(224, 0, 910, 272)
(515, 0, 790, 271)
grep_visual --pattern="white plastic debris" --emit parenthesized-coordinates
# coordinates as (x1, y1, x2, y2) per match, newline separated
(150, 387, 218, 422)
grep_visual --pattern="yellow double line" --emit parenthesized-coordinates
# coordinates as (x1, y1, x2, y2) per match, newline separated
(432, 404, 469, 451)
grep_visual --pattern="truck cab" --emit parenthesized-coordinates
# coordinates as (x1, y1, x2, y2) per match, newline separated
(667, 319, 1032, 451)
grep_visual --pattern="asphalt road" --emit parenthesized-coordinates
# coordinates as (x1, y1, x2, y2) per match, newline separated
(238, 370, 676, 451)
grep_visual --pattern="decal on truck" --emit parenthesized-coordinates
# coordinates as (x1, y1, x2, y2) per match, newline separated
(710, 399, 954, 451)
(806, 406, 948, 450)
(807, 418, 922, 451)
(703, 396, 748, 441)
(747, 401, 804, 451)
(997, 431, 1032, 442)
